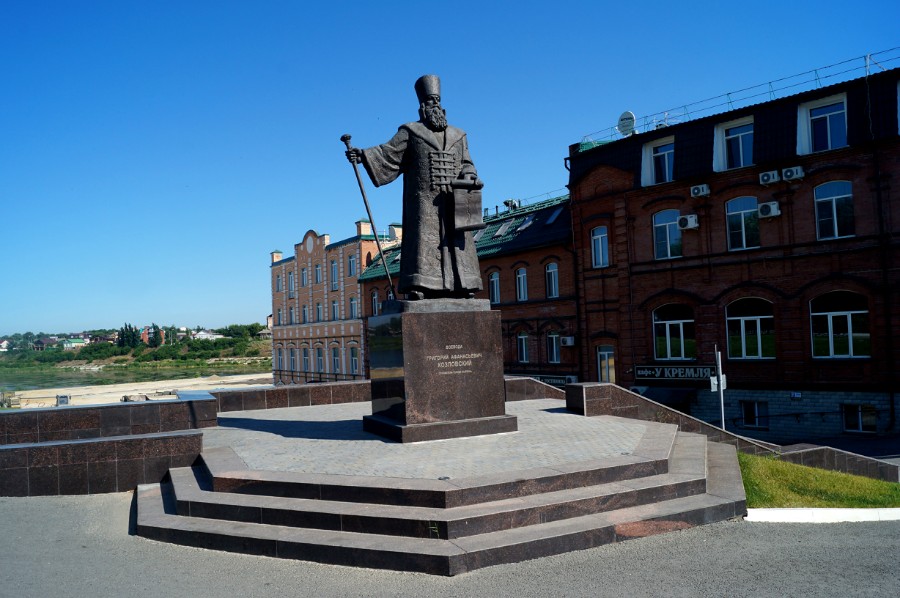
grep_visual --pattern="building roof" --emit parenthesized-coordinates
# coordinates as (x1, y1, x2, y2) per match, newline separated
(358, 195, 571, 282)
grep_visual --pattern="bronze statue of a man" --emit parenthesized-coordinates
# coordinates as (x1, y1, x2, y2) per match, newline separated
(346, 75, 483, 300)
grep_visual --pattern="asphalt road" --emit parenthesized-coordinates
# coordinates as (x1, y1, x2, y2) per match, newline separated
(2, 492, 898, 598)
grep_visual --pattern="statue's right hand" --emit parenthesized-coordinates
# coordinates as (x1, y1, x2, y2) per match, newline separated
(345, 148, 363, 164)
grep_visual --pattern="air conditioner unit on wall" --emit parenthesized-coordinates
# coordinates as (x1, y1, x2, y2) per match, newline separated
(758, 201, 781, 218)
(782, 166, 805, 181)
(677, 214, 699, 230)
(759, 170, 781, 185)
(560, 336, 575, 347)
(690, 184, 710, 197)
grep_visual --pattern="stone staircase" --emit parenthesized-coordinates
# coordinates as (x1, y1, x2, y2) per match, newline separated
(136, 416, 745, 576)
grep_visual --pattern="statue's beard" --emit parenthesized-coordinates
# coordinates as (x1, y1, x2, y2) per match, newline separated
(423, 105, 447, 131)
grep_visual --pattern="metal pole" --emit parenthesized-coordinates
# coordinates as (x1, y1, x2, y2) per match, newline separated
(716, 344, 725, 431)
(341, 134, 397, 299)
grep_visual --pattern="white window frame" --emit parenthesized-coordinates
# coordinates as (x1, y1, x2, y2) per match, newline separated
(301, 268, 308, 287)
(545, 263, 559, 299)
(641, 135, 675, 186)
(302, 304, 309, 324)
(316, 348, 324, 372)
(797, 93, 847, 155)
(275, 274, 282, 292)
(653, 305, 696, 361)
(331, 260, 339, 291)
(547, 333, 561, 364)
(371, 292, 379, 316)
(350, 347, 359, 375)
(289, 348, 296, 371)
(348, 254, 357, 277)
(276, 308, 282, 326)
(288, 271, 295, 298)
(488, 272, 500, 304)
(332, 347, 341, 373)
(349, 296, 359, 319)
(815, 181, 854, 240)
(289, 306, 295, 325)
(591, 226, 609, 268)
(653, 209, 682, 260)
(713, 116, 753, 171)
(331, 299, 339, 321)
(276, 348, 283, 371)
(315, 264, 322, 284)
(810, 309, 869, 358)
(302, 348, 310, 372)
(726, 196, 760, 251)
(726, 299, 775, 360)
(315, 303, 322, 322)
(516, 268, 528, 302)
(517, 332, 529, 363)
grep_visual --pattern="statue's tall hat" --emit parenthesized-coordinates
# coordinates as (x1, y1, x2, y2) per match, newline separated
(414, 75, 441, 103)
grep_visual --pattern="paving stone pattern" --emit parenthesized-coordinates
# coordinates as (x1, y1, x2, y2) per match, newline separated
(203, 400, 647, 479)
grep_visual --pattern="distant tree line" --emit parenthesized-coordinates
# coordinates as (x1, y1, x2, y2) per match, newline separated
(0, 322, 269, 366)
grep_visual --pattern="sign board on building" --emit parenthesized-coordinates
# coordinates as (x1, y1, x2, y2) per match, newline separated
(535, 375, 578, 387)
(634, 365, 717, 380)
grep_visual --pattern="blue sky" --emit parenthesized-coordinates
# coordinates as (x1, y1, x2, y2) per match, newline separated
(1, 1, 897, 336)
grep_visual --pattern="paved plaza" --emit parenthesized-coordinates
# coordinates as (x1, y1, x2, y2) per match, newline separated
(202, 399, 651, 478)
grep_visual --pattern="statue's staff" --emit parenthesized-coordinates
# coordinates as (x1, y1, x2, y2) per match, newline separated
(341, 134, 397, 299)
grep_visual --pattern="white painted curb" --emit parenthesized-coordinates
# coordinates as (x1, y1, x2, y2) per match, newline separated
(746, 508, 900, 523)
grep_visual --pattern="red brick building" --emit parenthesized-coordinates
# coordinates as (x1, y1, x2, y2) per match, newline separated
(360, 195, 579, 385)
(270, 220, 400, 384)
(567, 69, 900, 442)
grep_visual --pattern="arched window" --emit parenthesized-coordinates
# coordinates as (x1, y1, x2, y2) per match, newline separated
(726, 298, 774, 359)
(288, 306, 295, 325)
(653, 304, 696, 360)
(726, 197, 759, 251)
(591, 226, 609, 268)
(815, 181, 854, 240)
(302, 304, 309, 324)
(545, 263, 559, 299)
(810, 291, 869, 357)
(488, 272, 500, 304)
(653, 210, 682, 260)
(349, 296, 359, 319)
(348, 253, 357, 277)
(371, 292, 379, 316)
(516, 268, 528, 302)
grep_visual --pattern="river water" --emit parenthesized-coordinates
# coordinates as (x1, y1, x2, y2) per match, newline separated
(0, 365, 270, 392)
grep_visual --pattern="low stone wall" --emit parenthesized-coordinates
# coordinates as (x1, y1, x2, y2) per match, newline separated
(0, 430, 202, 497)
(504, 376, 566, 402)
(0, 396, 217, 445)
(211, 378, 564, 411)
(208, 382, 371, 412)
(566, 383, 899, 483)
(0, 395, 216, 497)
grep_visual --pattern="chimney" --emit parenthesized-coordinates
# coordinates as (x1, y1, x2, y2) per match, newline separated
(271, 250, 283, 263)
(357, 220, 373, 236)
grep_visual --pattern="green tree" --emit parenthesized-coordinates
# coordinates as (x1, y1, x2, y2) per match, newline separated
(148, 323, 162, 348)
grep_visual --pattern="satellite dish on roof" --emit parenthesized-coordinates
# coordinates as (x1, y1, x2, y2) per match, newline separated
(616, 111, 636, 137)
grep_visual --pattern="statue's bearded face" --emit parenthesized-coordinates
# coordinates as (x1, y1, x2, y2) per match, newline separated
(420, 96, 447, 131)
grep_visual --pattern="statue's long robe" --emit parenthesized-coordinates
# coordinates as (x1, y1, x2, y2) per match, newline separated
(362, 121, 483, 294)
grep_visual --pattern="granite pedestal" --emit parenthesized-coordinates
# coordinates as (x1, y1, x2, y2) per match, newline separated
(363, 299, 517, 442)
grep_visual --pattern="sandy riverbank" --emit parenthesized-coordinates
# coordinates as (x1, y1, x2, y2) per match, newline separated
(13, 373, 274, 408)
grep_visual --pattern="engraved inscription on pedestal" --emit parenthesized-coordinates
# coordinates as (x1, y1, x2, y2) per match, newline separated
(365, 304, 516, 442)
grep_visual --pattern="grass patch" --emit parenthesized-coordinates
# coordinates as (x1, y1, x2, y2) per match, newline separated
(738, 452, 900, 508)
